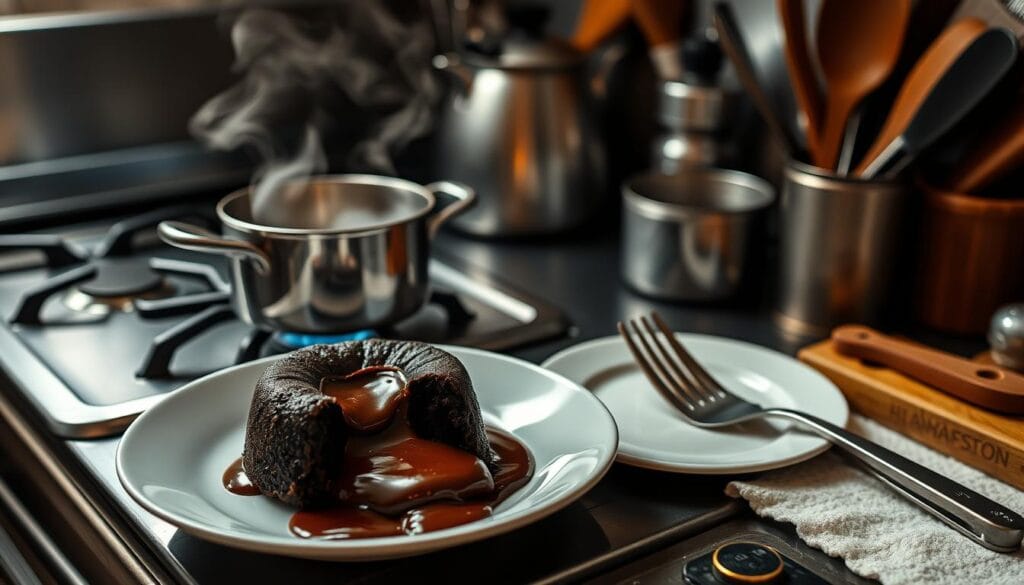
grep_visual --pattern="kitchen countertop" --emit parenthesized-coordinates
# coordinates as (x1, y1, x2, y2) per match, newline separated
(434, 225, 813, 364)
(54, 219, 845, 583)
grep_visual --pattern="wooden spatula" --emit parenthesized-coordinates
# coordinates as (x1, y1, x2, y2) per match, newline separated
(571, 0, 632, 53)
(832, 325, 1024, 414)
(854, 18, 988, 176)
(857, 27, 1019, 179)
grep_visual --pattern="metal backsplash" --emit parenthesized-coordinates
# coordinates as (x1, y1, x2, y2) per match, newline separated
(0, 8, 257, 226)
(0, 8, 235, 165)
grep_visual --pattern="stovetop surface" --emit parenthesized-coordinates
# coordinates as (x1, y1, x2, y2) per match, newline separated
(0, 248, 244, 405)
(0, 250, 558, 407)
(0, 210, 568, 436)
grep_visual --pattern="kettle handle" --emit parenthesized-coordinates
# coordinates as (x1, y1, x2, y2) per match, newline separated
(158, 221, 271, 275)
(425, 182, 476, 238)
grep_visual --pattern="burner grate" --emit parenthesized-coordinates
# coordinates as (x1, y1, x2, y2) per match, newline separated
(2, 207, 221, 325)
(135, 289, 480, 379)
(136, 304, 237, 379)
(132, 258, 231, 317)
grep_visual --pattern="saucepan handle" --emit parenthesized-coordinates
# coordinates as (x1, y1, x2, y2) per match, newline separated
(158, 221, 271, 275)
(425, 181, 476, 238)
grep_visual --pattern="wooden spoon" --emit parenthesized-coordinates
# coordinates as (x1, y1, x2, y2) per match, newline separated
(571, 0, 632, 53)
(833, 325, 1024, 414)
(777, 0, 823, 163)
(632, 0, 685, 79)
(949, 107, 1024, 193)
(854, 18, 988, 176)
(815, 0, 911, 171)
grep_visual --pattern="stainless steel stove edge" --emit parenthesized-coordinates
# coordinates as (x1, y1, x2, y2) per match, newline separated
(0, 385, 177, 584)
(0, 323, 163, 438)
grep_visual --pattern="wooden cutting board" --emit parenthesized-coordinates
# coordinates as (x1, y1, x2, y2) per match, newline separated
(798, 339, 1024, 490)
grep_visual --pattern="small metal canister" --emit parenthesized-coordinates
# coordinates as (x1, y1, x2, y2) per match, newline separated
(775, 162, 909, 335)
(621, 169, 774, 301)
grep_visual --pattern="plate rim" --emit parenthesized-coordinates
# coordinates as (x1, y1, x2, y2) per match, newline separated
(116, 345, 619, 561)
(540, 333, 849, 475)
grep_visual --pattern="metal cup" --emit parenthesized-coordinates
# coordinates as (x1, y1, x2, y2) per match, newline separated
(775, 161, 909, 336)
(621, 169, 774, 301)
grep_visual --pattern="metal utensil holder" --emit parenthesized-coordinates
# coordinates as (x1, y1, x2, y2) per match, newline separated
(775, 161, 910, 336)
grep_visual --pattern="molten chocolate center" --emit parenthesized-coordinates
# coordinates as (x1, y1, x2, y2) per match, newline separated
(320, 367, 407, 433)
(332, 372, 495, 514)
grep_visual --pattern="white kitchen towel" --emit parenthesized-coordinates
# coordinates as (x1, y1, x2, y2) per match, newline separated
(726, 415, 1024, 585)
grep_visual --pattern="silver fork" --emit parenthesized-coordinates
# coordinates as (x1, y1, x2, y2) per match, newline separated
(618, 312, 1024, 553)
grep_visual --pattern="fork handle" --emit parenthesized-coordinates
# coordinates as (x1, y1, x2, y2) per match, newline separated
(769, 408, 1024, 552)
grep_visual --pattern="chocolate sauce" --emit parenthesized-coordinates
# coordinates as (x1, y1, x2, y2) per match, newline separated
(222, 457, 261, 496)
(226, 366, 534, 539)
(289, 428, 532, 539)
(337, 427, 495, 514)
(484, 429, 534, 496)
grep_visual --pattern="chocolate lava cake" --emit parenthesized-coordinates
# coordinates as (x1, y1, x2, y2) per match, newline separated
(242, 339, 496, 508)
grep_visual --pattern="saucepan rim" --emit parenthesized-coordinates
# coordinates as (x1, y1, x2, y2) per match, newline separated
(217, 174, 437, 237)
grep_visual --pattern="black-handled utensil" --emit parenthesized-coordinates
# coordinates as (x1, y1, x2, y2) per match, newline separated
(713, 2, 802, 158)
(859, 27, 1020, 179)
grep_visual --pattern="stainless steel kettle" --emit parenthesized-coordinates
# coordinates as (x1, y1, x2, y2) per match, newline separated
(432, 38, 605, 237)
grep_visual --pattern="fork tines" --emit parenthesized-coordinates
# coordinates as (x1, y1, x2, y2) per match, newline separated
(617, 312, 728, 414)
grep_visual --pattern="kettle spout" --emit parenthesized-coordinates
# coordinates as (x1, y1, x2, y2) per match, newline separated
(432, 53, 474, 97)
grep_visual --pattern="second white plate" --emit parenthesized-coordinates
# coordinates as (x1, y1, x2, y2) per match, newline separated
(541, 334, 848, 474)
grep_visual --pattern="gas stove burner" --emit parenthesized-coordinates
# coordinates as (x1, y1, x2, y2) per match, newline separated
(63, 259, 177, 314)
(253, 330, 378, 366)
(79, 259, 166, 298)
(273, 330, 377, 350)
(2, 207, 221, 325)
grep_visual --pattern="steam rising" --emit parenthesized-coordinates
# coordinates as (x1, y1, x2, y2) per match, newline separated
(190, 4, 439, 225)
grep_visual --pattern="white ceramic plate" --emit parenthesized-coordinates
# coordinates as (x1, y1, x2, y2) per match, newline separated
(116, 346, 618, 561)
(541, 334, 848, 474)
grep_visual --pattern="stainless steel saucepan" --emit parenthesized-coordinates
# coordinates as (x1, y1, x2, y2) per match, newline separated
(158, 175, 475, 334)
